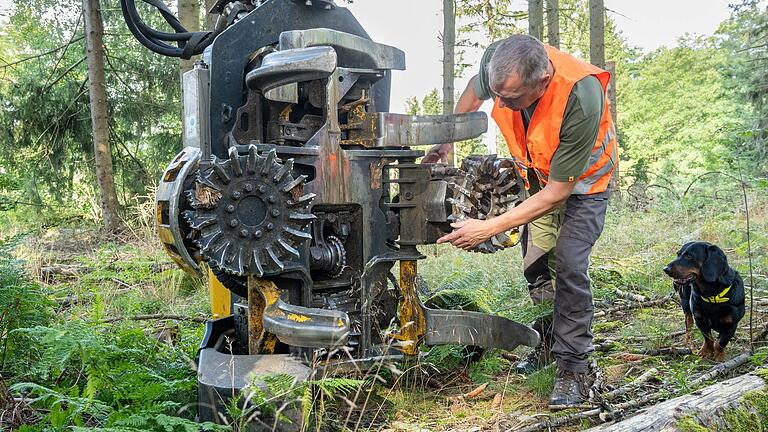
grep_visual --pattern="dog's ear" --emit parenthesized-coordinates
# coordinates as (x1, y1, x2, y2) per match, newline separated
(702, 245, 728, 284)
(677, 242, 695, 256)
(719, 267, 736, 286)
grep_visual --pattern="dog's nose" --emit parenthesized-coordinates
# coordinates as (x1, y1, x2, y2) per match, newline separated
(663, 265, 672, 276)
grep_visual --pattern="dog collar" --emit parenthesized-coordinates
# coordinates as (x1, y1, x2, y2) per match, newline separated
(701, 286, 731, 304)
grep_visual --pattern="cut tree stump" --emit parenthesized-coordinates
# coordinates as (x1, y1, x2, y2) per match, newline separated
(585, 372, 766, 431)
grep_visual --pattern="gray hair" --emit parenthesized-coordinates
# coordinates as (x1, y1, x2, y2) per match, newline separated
(487, 35, 549, 92)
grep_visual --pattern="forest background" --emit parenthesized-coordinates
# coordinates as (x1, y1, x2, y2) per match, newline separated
(0, 0, 767, 431)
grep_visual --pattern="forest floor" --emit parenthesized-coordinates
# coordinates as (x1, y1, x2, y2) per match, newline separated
(1, 192, 768, 431)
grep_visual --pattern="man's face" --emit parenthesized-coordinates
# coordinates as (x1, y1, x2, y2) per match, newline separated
(491, 69, 550, 111)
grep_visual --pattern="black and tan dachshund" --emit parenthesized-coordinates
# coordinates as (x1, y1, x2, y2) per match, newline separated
(663, 241, 745, 361)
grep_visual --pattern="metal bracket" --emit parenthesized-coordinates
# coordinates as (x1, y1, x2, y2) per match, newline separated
(252, 277, 351, 348)
(342, 112, 488, 148)
(245, 46, 337, 93)
(279, 28, 405, 70)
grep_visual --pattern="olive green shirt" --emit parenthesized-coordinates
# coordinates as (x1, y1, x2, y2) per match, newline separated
(476, 42, 605, 184)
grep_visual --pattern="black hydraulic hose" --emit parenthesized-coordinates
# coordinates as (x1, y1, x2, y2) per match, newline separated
(121, 0, 184, 57)
(120, 0, 218, 58)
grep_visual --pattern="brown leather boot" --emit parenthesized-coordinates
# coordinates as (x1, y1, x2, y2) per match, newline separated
(548, 367, 595, 410)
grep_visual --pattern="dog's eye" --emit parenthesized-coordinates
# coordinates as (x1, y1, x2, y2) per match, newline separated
(683, 253, 692, 260)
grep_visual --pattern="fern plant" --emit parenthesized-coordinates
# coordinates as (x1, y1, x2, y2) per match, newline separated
(0, 235, 52, 374)
(8, 320, 205, 431)
(220, 373, 366, 431)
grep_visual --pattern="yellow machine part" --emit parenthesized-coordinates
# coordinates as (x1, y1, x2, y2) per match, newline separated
(208, 269, 231, 318)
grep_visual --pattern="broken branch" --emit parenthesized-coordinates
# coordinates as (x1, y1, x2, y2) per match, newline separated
(100, 314, 207, 324)
(594, 294, 674, 319)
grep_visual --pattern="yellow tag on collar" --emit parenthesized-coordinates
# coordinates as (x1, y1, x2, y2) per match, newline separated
(702, 286, 731, 304)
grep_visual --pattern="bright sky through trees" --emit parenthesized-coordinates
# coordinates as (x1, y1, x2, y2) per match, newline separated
(0, 0, 733, 152)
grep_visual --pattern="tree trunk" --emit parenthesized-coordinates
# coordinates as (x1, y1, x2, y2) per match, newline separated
(528, 0, 543, 41)
(83, 0, 121, 233)
(443, 0, 456, 166)
(546, 0, 559, 48)
(204, 0, 217, 30)
(178, 0, 200, 78)
(178, 0, 201, 146)
(589, 0, 605, 69)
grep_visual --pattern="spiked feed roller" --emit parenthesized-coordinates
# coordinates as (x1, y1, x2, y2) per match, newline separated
(447, 155, 526, 253)
(185, 146, 314, 277)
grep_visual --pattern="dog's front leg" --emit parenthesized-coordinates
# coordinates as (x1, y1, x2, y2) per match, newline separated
(693, 315, 715, 358)
(714, 324, 737, 362)
(678, 283, 694, 347)
(684, 312, 695, 346)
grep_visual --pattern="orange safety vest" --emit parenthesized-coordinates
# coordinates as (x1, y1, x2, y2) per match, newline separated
(491, 45, 617, 195)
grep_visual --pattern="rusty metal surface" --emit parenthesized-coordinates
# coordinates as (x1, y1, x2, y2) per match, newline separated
(388, 260, 426, 356)
(247, 276, 267, 354)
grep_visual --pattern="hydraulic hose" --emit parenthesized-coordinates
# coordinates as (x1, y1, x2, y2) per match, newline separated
(120, 0, 219, 59)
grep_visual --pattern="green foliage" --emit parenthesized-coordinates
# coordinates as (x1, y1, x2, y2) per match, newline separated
(8, 321, 203, 430)
(468, 351, 506, 382)
(620, 37, 744, 187)
(0, 234, 52, 374)
(719, 0, 768, 175)
(405, 88, 443, 116)
(221, 373, 365, 430)
(0, 0, 181, 214)
(525, 365, 555, 398)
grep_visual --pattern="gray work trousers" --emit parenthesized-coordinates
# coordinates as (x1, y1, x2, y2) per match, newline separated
(520, 190, 610, 373)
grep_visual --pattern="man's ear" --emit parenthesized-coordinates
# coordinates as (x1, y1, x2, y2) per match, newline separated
(540, 72, 551, 87)
(702, 245, 728, 284)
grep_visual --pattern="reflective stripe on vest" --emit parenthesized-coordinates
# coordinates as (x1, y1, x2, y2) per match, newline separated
(490, 45, 617, 195)
(573, 124, 617, 194)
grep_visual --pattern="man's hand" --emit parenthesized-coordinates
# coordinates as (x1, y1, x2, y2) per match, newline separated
(422, 143, 452, 164)
(436, 218, 496, 250)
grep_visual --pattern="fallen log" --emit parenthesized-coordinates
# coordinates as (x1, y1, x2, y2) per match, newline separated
(601, 368, 658, 401)
(585, 371, 765, 431)
(594, 294, 674, 319)
(39, 264, 89, 280)
(100, 314, 207, 323)
(614, 288, 647, 303)
(640, 347, 692, 357)
(509, 353, 754, 432)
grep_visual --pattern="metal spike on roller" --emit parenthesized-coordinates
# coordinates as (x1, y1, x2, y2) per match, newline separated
(446, 154, 526, 254)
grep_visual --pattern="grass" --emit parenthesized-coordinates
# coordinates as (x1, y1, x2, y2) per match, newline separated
(1, 184, 767, 431)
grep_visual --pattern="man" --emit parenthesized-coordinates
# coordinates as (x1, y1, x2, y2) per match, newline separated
(429, 35, 617, 409)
